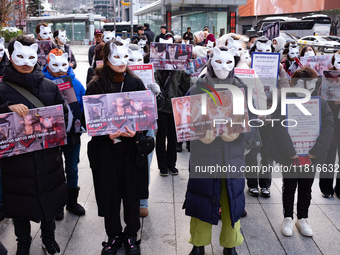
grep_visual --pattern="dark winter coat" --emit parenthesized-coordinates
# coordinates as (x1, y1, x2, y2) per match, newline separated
(154, 70, 191, 113)
(85, 72, 149, 217)
(155, 33, 166, 43)
(183, 69, 256, 226)
(0, 53, 9, 77)
(327, 101, 340, 145)
(56, 43, 77, 69)
(88, 42, 100, 66)
(0, 63, 68, 222)
(269, 96, 334, 166)
(144, 28, 154, 45)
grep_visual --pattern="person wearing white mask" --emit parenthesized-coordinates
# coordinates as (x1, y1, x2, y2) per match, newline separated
(300, 45, 316, 58)
(131, 35, 150, 63)
(272, 36, 286, 61)
(269, 67, 333, 238)
(281, 41, 300, 73)
(53, 30, 77, 69)
(35, 23, 53, 41)
(0, 37, 8, 79)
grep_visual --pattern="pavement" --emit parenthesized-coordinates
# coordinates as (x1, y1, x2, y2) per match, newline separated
(1, 46, 340, 255)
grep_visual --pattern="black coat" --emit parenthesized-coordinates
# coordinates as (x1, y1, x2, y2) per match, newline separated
(56, 43, 77, 69)
(0, 53, 9, 77)
(269, 96, 334, 166)
(155, 33, 166, 43)
(144, 28, 154, 44)
(85, 72, 149, 217)
(0, 63, 68, 222)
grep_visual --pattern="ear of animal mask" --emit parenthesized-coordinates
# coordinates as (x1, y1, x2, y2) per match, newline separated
(255, 41, 272, 53)
(103, 31, 115, 43)
(11, 41, 38, 67)
(0, 38, 5, 58)
(39, 25, 52, 40)
(241, 50, 250, 62)
(49, 53, 69, 73)
(137, 39, 147, 48)
(108, 43, 129, 66)
(334, 53, 340, 70)
(57, 30, 68, 45)
(227, 37, 243, 56)
(128, 49, 144, 65)
(207, 40, 214, 49)
(288, 46, 299, 59)
(116, 36, 130, 44)
(211, 48, 235, 79)
(159, 38, 173, 44)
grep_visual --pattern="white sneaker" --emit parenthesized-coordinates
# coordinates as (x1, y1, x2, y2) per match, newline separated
(282, 217, 294, 237)
(296, 218, 313, 237)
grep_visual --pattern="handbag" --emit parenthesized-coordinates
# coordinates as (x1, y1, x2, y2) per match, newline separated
(135, 131, 155, 168)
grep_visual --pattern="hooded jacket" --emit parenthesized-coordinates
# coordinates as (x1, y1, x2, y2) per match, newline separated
(0, 62, 68, 222)
(0, 52, 9, 77)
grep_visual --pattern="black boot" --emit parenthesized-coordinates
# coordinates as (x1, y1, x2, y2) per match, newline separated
(55, 208, 64, 221)
(189, 245, 204, 255)
(16, 236, 32, 255)
(66, 187, 85, 215)
(124, 235, 140, 255)
(223, 247, 237, 255)
(101, 234, 124, 255)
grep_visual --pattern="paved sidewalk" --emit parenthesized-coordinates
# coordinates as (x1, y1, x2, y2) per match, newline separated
(1, 46, 340, 255)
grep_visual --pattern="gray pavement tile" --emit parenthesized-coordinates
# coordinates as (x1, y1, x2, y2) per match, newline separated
(149, 166, 174, 203)
(174, 171, 189, 203)
(318, 204, 340, 231)
(311, 178, 340, 205)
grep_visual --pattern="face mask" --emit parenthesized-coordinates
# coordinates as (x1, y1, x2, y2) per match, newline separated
(49, 53, 69, 73)
(137, 39, 147, 48)
(273, 44, 280, 52)
(227, 37, 243, 56)
(250, 43, 254, 49)
(128, 49, 144, 65)
(334, 53, 340, 70)
(255, 41, 272, 53)
(57, 30, 68, 45)
(39, 25, 52, 40)
(0, 38, 5, 58)
(206, 40, 214, 50)
(241, 50, 250, 62)
(304, 50, 315, 57)
(11, 41, 38, 67)
(159, 38, 173, 44)
(103, 31, 115, 43)
(116, 36, 130, 45)
(295, 79, 317, 97)
(288, 46, 299, 59)
(211, 48, 235, 79)
(108, 42, 129, 66)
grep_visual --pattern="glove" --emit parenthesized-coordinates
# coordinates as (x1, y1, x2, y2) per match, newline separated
(221, 133, 239, 142)
(200, 130, 215, 144)
(185, 64, 195, 75)
(147, 83, 161, 96)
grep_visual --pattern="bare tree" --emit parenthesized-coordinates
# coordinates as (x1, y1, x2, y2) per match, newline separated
(0, 0, 14, 26)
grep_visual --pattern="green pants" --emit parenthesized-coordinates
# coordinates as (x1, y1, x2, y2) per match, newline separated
(189, 179, 244, 248)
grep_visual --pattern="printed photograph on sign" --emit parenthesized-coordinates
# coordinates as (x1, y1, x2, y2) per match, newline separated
(300, 55, 333, 76)
(37, 41, 53, 67)
(321, 70, 340, 101)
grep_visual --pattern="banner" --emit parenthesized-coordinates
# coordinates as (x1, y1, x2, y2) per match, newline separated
(150, 42, 193, 70)
(83, 90, 157, 136)
(262, 21, 280, 40)
(37, 41, 53, 67)
(286, 97, 321, 156)
(321, 70, 340, 101)
(0, 105, 67, 158)
(172, 90, 251, 142)
(300, 55, 333, 76)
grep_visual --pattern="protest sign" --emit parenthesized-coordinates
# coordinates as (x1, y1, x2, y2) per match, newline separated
(172, 90, 251, 142)
(235, 68, 259, 109)
(188, 57, 208, 77)
(37, 41, 53, 67)
(251, 52, 280, 93)
(83, 90, 157, 136)
(286, 97, 321, 156)
(287, 58, 303, 77)
(262, 21, 280, 40)
(300, 55, 333, 76)
(0, 105, 67, 158)
(321, 70, 340, 101)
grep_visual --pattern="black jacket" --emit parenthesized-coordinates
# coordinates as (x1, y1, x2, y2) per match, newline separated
(183, 32, 193, 41)
(0, 53, 9, 77)
(88, 42, 100, 66)
(270, 96, 334, 166)
(155, 33, 166, 43)
(0, 63, 68, 222)
(144, 28, 154, 44)
(56, 43, 77, 69)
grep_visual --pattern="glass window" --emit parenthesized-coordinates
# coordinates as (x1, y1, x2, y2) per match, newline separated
(73, 21, 86, 41)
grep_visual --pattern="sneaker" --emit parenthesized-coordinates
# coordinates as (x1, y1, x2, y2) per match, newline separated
(189, 245, 204, 255)
(124, 236, 140, 255)
(16, 238, 32, 255)
(139, 207, 149, 218)
(168, 167, 179, 175)
(248, 188, 259, 197)
(223, 247, 238, 255)
(159, 169, 168, 176)
(41, 236, 61, 255)
(241, 210, 247, 217)
(296, 218, 313, 237)
(261, 188, 271, 197)
(177, 146, 183, 152)
(101, 235, 123, 255)
(321, 192, 333, 198)
(281, 217, 294, 237)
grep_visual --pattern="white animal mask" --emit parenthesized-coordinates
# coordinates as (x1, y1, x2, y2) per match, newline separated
(137, 39, 147, 48)
(0, 38, 5, 58)
(11, 41, 38, 67)
(255, 41, 272, 53)
(227, 37, 243, 56)
(211, 48, 235, 79)
(295, 79, 317, 97)
(49, 53, 69, 73)
(159, 38, 173, 44)
(304, 50, 315, 57)
(128, 49, 144, 65)
(241, 50, 250, 62)
(116, 36, 130, 45)
(39, 25, 52, 40)
(57, 30, 68, 45)
(181, 40, 189, 45)
(103, 31, 116, 43)
(108, 43, 129, 66)
(288, 46, 299, 59)
(334, 53, 340, 70)
(207, 40, 214, 50)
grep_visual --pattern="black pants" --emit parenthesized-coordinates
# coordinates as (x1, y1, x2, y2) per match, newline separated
(319, 144, 340, 195)
(282, 172, 315, 219)
(177, 141, 190, 149)
(156, 111, 177, 170)
(13, 218, 55, 241)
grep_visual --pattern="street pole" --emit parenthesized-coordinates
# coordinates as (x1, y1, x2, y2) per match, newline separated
(130, 0, 133, 36)
(114, 0, 116, 30)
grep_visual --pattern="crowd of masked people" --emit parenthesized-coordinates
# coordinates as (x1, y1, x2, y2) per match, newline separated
(0, 20, 339, 255)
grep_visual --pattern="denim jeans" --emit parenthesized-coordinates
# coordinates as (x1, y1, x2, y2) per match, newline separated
(140, 129, 154, 208)
(61, 143, 81, 188)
